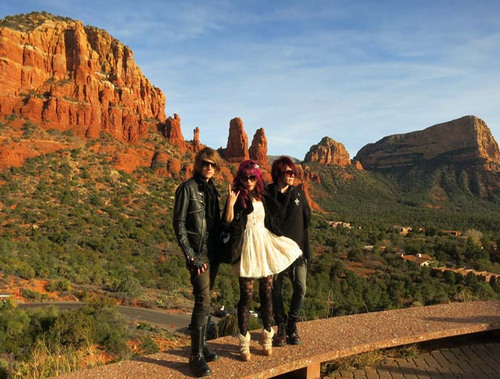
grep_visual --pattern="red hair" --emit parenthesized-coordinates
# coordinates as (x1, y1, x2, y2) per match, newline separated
(233, 160, 265, 207)
(271, 156, 297, 184)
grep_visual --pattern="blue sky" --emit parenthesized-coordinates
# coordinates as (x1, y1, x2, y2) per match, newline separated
(1, 1, 499, 159)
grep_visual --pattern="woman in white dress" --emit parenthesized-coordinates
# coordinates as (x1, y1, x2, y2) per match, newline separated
(224, 160, 302, 361)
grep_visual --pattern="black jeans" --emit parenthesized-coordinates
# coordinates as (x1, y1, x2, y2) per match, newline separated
(272, 258, 307, 323)
(190, 261, 219, 328)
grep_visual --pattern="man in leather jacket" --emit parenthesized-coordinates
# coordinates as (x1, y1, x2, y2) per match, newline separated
(173, 147, 222, 377)
(268, 156, 311, 347)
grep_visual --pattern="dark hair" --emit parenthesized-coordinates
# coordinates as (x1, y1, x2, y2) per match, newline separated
(233, 160, 265, 207)
(271, 156, 297, 184)
(194, 147, 221, 174)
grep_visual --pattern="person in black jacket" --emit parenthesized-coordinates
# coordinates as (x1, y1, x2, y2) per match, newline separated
(173, 147, 222, 377)
(268, 156, 311, 346)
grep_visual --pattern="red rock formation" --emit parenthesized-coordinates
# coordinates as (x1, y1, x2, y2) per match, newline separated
(304, 137, 351, 166)
(151, 151, 169, 176)
(355, 116, 500, 171)
(249, 128, 268, 167)
(353, 160, 364, 170)
(192, 127, 201, 152)
(164, 113, 186, 151)
(0, 12, 166, 142)
(0, 138, 66, 170)
(222, 117, 249, 163)
(113, 147, 154, 174)
(168, 158, 182, 177)
(301, 180, 322, 212)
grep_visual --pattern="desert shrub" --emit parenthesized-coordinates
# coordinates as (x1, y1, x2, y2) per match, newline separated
(20, 288, 43, 301)
(139, 335, 159, 354)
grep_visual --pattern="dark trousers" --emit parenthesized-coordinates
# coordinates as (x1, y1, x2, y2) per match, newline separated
(272, 258, 307, 323)
(190, 261, 219, 328)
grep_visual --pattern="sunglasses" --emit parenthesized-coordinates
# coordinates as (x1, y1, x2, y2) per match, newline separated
(242, 175, 257, 182)
(202, 160, 217, 169)
(283, 170, 295, 177)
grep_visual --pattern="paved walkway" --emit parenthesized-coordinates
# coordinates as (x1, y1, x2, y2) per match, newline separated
(327, 333, 500, 378)
(59, 301, 500, 379)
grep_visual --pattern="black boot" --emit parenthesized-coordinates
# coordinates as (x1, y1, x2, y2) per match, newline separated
(203, 316, 219, 362)
(286, 317, 302, 345)
(189, 326, 212, 377)
(273, 321, 287, 347)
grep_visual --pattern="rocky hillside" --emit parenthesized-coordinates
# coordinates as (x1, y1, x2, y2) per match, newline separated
(355, 116, 500, 172)
(303, 136, 353, 166)
(0, 12, 166, 141)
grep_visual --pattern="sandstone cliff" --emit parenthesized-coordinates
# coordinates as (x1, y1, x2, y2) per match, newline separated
(249, 128, 268, 167)
(355, 116, 500, 171)
(0, 12, 166, 142)
(303, 137, 351, 166)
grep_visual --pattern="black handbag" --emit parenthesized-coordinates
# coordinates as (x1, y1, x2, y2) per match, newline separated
(218, 221, 244, 264)
(218, 226, 233, 264)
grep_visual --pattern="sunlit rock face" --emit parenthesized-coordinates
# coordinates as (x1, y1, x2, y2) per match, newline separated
(355, 116, 500, 172)
(0, 12, 166, 141)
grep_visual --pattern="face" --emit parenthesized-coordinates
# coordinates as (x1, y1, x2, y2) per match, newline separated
(278, 165, 295, 187)
(241, 172, 257, 191)
(200, 159, 216, 180)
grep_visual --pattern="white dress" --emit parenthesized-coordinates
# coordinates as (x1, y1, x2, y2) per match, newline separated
(236, 200, 302, 278)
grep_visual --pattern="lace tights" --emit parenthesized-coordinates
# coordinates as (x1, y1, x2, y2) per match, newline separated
(237, 276, 273, 335)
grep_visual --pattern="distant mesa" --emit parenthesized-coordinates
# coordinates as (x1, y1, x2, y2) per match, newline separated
(303, 137, 352, 166)
(0, 12, 166, 142)
(355, 116, 500, 172)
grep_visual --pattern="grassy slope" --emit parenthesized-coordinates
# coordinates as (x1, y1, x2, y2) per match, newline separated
(307, 163, 500, 231)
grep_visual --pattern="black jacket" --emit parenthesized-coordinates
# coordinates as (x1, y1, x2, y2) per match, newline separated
(266, 183, 311, 260)
(173, 174, 221, 263)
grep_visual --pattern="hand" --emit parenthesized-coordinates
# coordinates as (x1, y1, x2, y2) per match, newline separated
(227, 184, 240, 208)
(187, 256, 207, 275)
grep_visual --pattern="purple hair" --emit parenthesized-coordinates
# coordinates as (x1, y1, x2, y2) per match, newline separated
(233, 160, 265, 207)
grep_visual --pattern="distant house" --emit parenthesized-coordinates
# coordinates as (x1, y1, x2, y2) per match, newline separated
(400, 253, 433, 267)
(440, 230, 462, 237)
(363, 245, 387, 253)
(328, 221, 352, 229)
(391, 225, 412, 236)
(0, 294, 11, 302)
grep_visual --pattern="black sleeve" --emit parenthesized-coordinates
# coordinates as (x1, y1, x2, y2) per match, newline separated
(173, 183, 196, 262)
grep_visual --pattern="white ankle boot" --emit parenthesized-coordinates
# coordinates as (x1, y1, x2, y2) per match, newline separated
(260, 328, 274, 356)
(238, 332, 251, 361)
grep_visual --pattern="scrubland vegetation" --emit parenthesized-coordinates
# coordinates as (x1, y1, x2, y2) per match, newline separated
(0, 129, 498, 376)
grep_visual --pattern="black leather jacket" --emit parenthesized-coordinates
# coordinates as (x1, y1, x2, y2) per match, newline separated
(173, 174, 220, 263)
